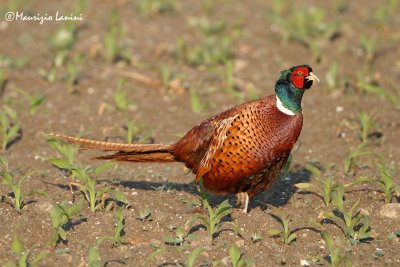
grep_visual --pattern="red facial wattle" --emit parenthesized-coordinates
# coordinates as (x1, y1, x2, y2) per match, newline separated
(291, 67, 309, 89)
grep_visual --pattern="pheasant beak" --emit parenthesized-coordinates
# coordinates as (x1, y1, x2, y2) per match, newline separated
(306, 72, 320, 83)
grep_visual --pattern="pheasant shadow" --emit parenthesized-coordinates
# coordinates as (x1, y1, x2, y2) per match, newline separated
(251, 164, 312, 210)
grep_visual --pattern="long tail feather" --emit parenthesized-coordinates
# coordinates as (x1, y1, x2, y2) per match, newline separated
(95, 151, 176, 162)
(47, 132, 177, 162)
(48, 133, 171, 152)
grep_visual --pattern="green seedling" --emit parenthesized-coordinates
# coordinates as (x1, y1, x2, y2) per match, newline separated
(359, 35, 380, 63)
(355, 71, 400, 108)
(325, 62, 345, 91)
(50, 200, 83, 247)
(17, 88, 45, 115)
(138, 0, 177, 16)
(124, 118, 152, 144)
(223, 60, 244, 101)
(152, 179, 175, 193)
(294, 164, 341, 206)
(0, 54, 29, 69)
(113, 79, 130, 114)
(343, 144, 379, 174)
(0, 154, 7, 165)
(268, 206, 297, 245)
(251, 233, 262, 243)
(323, 186, 372, 244)
(186, 247, 204, 267)
(266, 4, 340, 62)
(163, 226, 195, 246)
(144, 247, 166, 266)
(174, 36, 233, 66)
(74, 0, 87, 14)
(38, 67, 57, 83)
(374, 0, 399, 25)
(70, 162, 128, 212)
(137, 207, 152, 221)
(190, 89, 205, 113)
(0, 69, 7, 92)
(46, 137, 78, 172)
(1, 170, 34, 212)
(185, 199, 236, 242)
(358, 111, 378, 146)
(98, 209, 128, 246)
(0, 106, 21, 151)
(229, 244, 254, 267)
(188, 17, 226, 36)
(66, 54, 84, 94)
(3, 234, 49, 267)
(87, 246, 101, 267)
(351, 164, 399, 203)
(321, 231, 352, 267)
(103, 10, 131, 63)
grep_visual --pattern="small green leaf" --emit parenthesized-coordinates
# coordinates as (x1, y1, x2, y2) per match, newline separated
(268, 229, 282, 236)
(12, 234, 24, 256)
(95, 161, 116, 177)
(305, 164, 322, 177)
(187, 247, 204, 267)
(287, 233, 297, 244)
(48, 158, 71, 170)
(88, 246, 101, 267)
(294, 183, 314, 189)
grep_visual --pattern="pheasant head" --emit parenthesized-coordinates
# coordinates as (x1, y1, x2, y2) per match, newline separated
(275, 65, 319, 115)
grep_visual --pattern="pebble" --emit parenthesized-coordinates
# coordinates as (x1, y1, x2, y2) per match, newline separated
(379, 203, 400, 219)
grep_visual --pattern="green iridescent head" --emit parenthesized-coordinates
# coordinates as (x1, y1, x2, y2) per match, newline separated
(275, 65, 319, 113)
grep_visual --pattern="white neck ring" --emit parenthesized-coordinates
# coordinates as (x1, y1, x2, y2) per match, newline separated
(276, 96, 295, 116)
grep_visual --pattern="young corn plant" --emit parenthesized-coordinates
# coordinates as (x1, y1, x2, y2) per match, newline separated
(323, 186, 372, 244)
(0, 106, 21, 151)
(103, 10, 131, 63)
(3, 234, 49, 267)
(113, 79, 131, 114)
(321, 231, 352, 267)
(138, 0, 177, 16)
(267, 206, 297, 245)
(294, 164, 341, 206)
(343, 144, 379, 174)
(50, 200, 83, 247)
(1, 170, 35, 212)
(266, 4, 341, 62)
(163, 226, 195, 246)
(228, 244, 254, 267)
(355, 69, 400, 109)
(358, 111, 378, 146)
(352, 164, 399, 203)
(174, 36, 233, 66)
(70, 162, 128, 212)
(136, 207, 152, 222)
(17, 88, 45, 116)
(359, 34, 380, 63)
(98, 209, 128, 246)
(46, 137, 78, 173)
(87, 246, 101, 267)
(185, 199, 236, 242)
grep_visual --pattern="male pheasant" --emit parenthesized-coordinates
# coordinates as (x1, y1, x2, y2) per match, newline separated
(50, 65, 319, 212)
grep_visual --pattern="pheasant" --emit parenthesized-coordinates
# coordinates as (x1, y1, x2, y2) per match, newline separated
(50, 65, 319, 213)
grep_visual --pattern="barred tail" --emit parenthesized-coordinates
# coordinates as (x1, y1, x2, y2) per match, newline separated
(47, 132, 176, 162)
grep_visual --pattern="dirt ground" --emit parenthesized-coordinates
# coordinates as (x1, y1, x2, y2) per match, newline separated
(0, 0, 399, 266)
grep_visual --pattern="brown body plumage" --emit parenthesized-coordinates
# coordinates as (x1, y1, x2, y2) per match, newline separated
(50, 65, 318, 212)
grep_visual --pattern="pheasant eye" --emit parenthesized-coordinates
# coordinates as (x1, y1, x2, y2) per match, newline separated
(297, 71, 303, 75)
